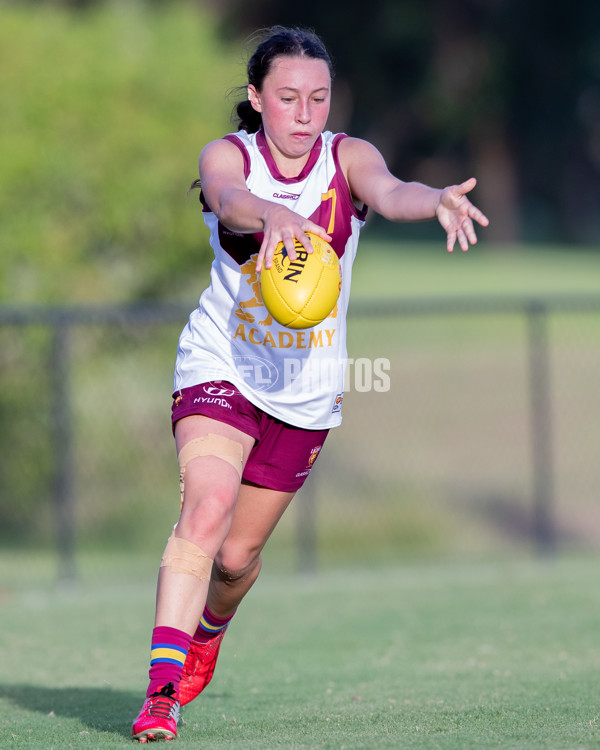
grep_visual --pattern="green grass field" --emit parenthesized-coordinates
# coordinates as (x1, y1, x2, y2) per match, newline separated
(2, 555, 599, 749)
(350, 240, 600, 299)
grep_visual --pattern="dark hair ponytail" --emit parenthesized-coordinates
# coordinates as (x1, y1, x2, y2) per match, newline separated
(234, 99, 263, 134)
(234, 25, 334, 133)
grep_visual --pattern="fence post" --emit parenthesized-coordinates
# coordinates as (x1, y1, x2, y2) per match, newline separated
(50, 318, 77, 584)
(526, 301, 556, 554)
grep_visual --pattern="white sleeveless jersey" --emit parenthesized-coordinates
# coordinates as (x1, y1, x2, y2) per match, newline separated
(174, 129, 367, 430)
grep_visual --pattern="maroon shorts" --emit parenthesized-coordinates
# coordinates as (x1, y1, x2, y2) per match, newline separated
(171, 382, 328, 492)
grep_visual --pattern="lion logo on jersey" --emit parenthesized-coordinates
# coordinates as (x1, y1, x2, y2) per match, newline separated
(234, 252, 338, 326)
(235, 256, 273, 326)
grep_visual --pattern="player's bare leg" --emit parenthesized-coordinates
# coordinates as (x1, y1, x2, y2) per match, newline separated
(132, 416, 254, 741)
(179, 482, 295, 705)
(154, 417, 254, 630)
(209, 481, 295, 613)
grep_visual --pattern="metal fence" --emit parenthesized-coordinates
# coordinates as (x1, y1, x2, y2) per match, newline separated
(1, 294, 599, 584)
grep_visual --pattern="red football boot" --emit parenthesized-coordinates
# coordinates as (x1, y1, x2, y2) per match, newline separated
(178, 628, 227, 706)
(131, 683, 179, 742)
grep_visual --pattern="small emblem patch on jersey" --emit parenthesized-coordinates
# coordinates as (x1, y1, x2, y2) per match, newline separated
(332, 393, 343, 413)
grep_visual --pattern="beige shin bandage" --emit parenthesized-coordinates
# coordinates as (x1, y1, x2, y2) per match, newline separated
(160, 534, 213, 580)
(177, 433, 244, 510)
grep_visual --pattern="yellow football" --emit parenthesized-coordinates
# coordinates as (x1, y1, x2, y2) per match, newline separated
(259, 233, 341, 329)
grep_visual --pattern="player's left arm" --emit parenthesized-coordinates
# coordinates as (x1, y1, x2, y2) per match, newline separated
(339, 137, 489, 252)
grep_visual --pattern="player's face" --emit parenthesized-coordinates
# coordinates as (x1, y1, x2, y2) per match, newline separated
(248, 55, 331, 167)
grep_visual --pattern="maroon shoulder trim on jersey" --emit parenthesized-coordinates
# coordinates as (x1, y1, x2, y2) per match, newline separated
(331, 133, 369, 223)
(223, 134, 252, 179)
(200, 135, 251, 213)
(305, 134, 368, 259)
(256, 129, 322, 185)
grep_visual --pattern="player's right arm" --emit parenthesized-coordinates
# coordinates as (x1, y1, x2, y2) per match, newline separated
(198, 139, 330, 270)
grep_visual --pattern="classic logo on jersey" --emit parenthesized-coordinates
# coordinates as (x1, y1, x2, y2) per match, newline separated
(233, 252, 338, 349)
(272, 190, 300, 200)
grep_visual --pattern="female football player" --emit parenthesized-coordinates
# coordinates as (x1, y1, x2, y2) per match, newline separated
(132, 25, 488, 741)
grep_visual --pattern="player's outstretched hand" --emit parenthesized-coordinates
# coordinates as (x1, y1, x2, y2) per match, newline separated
(436, 177, 489, 253)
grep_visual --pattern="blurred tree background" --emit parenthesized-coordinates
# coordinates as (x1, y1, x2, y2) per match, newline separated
(215, 0, 600, 245)
(0, 0, 238, 304)
(1, 0, 599, 307)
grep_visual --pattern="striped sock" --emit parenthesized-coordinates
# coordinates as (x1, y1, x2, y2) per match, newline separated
(147, 625, 192, 697)
(192, 606, 236, 644)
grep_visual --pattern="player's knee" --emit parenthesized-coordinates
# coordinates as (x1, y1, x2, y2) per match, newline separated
(187, 479, 236, 513)
(181, 467, 237, 511)
(213, 550, 262, 585)
(178, 484, 237, 542)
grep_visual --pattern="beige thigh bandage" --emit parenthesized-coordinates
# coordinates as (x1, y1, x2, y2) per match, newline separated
(178, 433, 244, 510)
(160, 534, 213, 580)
